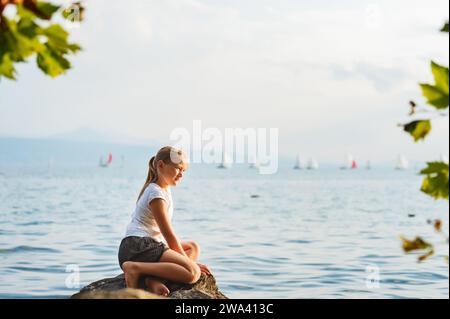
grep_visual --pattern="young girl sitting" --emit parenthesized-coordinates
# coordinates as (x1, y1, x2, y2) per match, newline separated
(118, 146, 211, 296)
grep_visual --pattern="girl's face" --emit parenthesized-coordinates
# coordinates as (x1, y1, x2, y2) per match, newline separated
(158, 160, 188, 186)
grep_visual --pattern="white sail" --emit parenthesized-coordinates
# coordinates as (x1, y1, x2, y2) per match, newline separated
(294, 154, 305, 169)
(99, 152, 113, 168)
(307, 157, 319, 170)
(396, 154, 409, 170)
(366, 160, 372, 170)
(347, 154, 354, 169)
(341, 154, 353, 169)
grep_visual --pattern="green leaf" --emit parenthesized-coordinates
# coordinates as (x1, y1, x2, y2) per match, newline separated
(420, 84, 449, 109)
(16, 4, 37, 20)
(420, 162, 449, 200)
(43, 24, 69, 51)
(44, 24, 69, 43)
(441, 22, 449, 33)
(0, 2, 81, 81)
(67, 43, 82, 53)
(431, 62, 449, 94)
(419, 62, 449, 109)
(42, 24, 81, 54)
(403, 120, 432, 142)
(17, 18, 41, 39)
(0, 16, 39, 62)
(0, 53, 17, 80)
(2, 29, 28, 62)
(36, 2, 61, 19)
(420, 162, 449, 174)
(37, 44, 71, 77)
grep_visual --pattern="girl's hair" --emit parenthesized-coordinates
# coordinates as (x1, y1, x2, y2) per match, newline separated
(137, 146, 187, 201)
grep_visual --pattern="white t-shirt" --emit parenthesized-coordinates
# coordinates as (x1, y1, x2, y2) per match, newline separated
(125, 183, 174, 243)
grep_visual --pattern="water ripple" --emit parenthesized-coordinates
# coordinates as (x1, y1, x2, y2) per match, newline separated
(0, 246, 60, 254)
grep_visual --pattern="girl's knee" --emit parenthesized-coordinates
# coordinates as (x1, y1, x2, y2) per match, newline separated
(188, 263, 201, 284)
(122, 261, 137, 273)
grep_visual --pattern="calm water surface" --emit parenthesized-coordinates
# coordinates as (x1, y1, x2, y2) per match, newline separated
(0, 164, 448, 298)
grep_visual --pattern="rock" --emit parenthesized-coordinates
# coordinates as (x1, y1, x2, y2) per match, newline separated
(72, 288, 164, 299)
(71, 273, 229, 299)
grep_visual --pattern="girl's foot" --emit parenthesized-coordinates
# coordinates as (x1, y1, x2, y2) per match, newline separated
(122, 262, 140, 288)
(145, 277, 170, 297)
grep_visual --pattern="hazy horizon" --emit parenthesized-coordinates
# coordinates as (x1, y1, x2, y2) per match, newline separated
(0, 129, 446, 167)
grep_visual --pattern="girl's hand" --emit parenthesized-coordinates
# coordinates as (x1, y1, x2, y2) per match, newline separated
(197, 263, 212, 276)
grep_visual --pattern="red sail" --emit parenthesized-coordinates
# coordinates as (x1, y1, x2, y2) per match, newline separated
(107, 153, 113, 165)
(351, 160, 357, 169)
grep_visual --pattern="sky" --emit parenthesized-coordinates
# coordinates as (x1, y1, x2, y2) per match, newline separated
(0, 0, 449, 163)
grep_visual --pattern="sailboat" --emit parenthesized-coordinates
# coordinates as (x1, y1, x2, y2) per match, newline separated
(99, 152, 113, 168)
(293, 154, 305, 170)
(395, 154, 409, 170)
(366, 160, 372, 170)
(307, 157, 319, 170)
(341, 154, 357, 170)
(218, 152, 232, 169)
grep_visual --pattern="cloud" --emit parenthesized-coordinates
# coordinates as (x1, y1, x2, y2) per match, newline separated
(331, 63, 408, 92)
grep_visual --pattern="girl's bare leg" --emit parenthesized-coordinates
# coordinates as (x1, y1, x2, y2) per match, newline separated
(144, 277, 170, 297)
(139, 244, 201, 296)
(123, 250, 201, 289)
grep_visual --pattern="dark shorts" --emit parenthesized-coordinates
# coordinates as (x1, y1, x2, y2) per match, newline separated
(118, 236, 169, 270)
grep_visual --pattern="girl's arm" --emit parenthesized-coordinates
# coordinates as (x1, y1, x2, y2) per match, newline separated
(150, 198, 189, 258)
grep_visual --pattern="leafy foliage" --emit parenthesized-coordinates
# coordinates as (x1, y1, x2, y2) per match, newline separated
(403, 120, 432, 142)
(420, 162, 449, 200)
(0, 0, 83, 80)
(402, 21, 449, 263)
(400, 236, 434, 262)
(419, 61, 449, 110)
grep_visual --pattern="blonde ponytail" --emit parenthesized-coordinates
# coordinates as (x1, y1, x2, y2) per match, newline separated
(137, 146, 187, 201)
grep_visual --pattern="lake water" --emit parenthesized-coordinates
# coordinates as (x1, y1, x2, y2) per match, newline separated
(0, 163, 448, 299)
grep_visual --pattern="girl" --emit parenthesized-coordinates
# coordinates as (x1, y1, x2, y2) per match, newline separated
(118, 146, 211, 297)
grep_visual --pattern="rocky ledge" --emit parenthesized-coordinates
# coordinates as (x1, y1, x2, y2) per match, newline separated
(71, 273, 229, 299)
